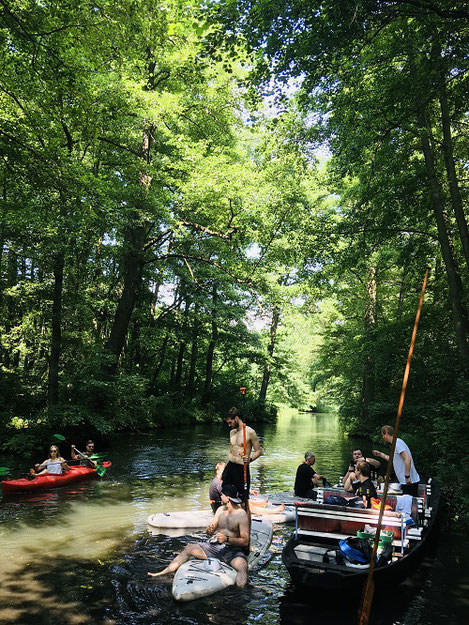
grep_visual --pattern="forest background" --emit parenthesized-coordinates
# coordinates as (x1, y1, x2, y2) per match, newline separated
(0, 1, 467, 526)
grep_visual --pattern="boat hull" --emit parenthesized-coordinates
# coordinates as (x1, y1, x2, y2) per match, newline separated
(1, 461, 111, 495)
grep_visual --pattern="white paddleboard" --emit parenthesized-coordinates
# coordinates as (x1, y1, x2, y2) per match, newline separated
(147, 506, 294, 530)
(148, 509, 214, 529)
(172, 518, 273, 601)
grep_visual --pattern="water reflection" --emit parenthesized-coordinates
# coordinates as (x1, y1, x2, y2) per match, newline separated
(0, 412, 466, 625)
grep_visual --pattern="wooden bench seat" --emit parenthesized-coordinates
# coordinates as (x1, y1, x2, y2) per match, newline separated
(295, 530, 409, 548)
(295, 501, 410, 538)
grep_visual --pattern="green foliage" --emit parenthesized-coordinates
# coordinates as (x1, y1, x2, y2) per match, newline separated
(1, 0, 468, 532)
(1, 430, 38, 457)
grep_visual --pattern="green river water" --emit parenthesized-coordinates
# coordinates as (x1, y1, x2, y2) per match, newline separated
(0, 412, 467, 625)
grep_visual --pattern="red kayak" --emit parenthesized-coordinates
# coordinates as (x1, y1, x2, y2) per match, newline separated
(1, 461, 111, 495)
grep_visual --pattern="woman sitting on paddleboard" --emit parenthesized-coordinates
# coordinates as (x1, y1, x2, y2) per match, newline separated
(32, 445, 70, 475)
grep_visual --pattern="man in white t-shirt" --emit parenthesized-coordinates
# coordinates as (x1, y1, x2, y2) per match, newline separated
(372, 425, 420, 496)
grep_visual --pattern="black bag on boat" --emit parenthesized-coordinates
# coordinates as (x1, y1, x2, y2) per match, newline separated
(339, 537, 372, 564)
(324, 495, 349, 506)
(375, 543, 393, 567)
(346, 497, 366, 509)
(322, 549, 345, 565)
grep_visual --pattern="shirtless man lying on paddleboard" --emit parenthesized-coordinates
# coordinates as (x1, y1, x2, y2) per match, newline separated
(147, 485, 250, 587)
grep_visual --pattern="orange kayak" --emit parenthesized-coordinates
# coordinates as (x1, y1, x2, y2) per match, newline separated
(1, 461, 111, 495)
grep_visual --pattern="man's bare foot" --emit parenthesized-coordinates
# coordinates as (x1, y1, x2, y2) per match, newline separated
(277, 503, 285, 512)
(147, 569, 169, 578)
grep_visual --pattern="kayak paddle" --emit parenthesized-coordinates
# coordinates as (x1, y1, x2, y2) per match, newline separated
(72, 444, 107, 476)
(53, 435, 107, 476)
(94, 463, 107, 477)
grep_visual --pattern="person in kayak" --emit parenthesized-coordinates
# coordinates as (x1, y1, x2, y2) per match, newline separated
(33, 445, 70, 475)
(148, 485, 250, 587)
(222, 407, 262, 505)
(71, 441, 97, 468)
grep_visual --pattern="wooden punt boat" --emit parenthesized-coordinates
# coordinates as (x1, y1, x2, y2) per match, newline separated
(282, 479, 439, 593)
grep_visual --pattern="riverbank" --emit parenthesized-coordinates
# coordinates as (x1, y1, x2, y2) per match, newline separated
(1, 396, 278, 461)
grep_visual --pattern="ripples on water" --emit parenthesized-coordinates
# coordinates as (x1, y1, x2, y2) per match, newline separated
(0, 413, 467, 625)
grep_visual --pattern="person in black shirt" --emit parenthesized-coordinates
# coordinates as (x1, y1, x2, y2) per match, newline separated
(209, 462, 226, 513)
(351, 462, 377, 508)
(294, 451, 325, 499)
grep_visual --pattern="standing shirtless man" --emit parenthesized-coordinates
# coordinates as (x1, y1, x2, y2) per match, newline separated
(222, 406, 262, 504)
(147, 485, 250, 587)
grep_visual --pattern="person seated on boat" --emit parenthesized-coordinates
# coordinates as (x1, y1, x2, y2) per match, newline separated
(343, 457, 366, 493)
(147, 485, 250, 587)
(372, 425, 420, 496)
(342, 448, 364, 484)
(294, 452, 325, 499)
(336, 462, 377, 509)
(209, 461, 225, 513)
(351, 461, 377, 508)
(71, 441, 97, 468)
(342, 448, 381, 485)
(387, 494, 415, 526)
(33, 445, 71, 475)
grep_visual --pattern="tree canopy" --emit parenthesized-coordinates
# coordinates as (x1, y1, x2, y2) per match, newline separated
(1, 0, 467, 521)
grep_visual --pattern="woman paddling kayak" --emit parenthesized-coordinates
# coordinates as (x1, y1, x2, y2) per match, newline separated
(31, 445, 70, 476)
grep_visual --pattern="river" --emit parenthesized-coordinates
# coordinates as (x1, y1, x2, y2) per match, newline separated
(0, 412, 467, 625)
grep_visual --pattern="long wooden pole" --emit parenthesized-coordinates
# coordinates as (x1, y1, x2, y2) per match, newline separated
(358, 267, 429, 625)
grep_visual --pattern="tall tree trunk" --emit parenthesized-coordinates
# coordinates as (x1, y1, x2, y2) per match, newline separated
(396, 264, 407, 320)
(419, 113, 469, 363)
(201, 284, 218, 407)
(439, 85, 469, 272)
(104, 127, 153, 372)
(360, 265, 377, 422)
(148, 333, 170, 394)
(48, 250, 64, 406)
(175, 298, 191, 388)
(104, 218, 146, 371)
(0, 239, 4, 300)
(170, 353, 177, 386)
(187, 302, 200, 397)
(433, 256, 442, 305)
(3, 247, 18, 367)
(150, 273, 161, 318)
(258, 306, 281, 403)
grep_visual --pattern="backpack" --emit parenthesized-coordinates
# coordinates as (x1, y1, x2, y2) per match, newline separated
(339, 537, 372, 564)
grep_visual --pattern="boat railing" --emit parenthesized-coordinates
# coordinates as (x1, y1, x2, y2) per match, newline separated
(316, 489, 426, 526)
(292, 499, 428, 553)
